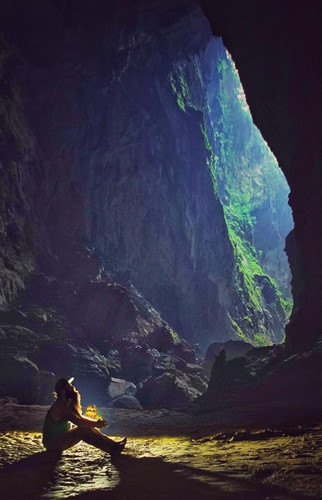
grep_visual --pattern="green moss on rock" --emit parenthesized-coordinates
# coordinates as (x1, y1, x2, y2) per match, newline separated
(168, 41, 292, 346)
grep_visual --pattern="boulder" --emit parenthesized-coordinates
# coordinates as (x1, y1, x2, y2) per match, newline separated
(146, 326, 176, 353)
(107, 377, 137, 400)
(38, 370, 56, 404)
(170, 341, 196, 363)
(248, 347, 322, 401)
(111, 395, 142, 410)
(138, 371, 201, 409)
(185, 362, 206, 375)
(186, 372, 208, 394)
(71, 282, 138, 342)
(0, 309, 29, 328)
(201, 345, 286, 410)
(207, 350, 228, 392)
(104, 349, 122, 378)
(118, 340, 154, 383)
(0, 354, 40, 404)
(0, 325, 39, 357)
(152, 353, 186, 376)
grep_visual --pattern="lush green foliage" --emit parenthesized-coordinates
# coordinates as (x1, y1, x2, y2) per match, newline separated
(168, 45, 293, 346)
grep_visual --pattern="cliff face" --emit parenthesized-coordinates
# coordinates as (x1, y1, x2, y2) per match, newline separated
(201, 0, 322, 350)
(0, 34, 36, 306)
(168, 39, 292, 344)
(0, 0, 292, 350)
(0, 0, 232, 347)
(79, 15, 244, 346)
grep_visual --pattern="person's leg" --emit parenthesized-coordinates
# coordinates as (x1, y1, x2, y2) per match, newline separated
(46, 427, 126, 454)
(45, 426, 84, 452)
(81, 428, 126, 453)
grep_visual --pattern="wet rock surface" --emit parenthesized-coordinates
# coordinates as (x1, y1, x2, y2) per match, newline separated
(0, 402, 321, 499)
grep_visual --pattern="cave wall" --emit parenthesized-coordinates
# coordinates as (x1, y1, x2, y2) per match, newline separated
(76, 9, 236, 344)
(0, 0, 238, 348)
(0, 31, 37, 306)
(166, 40, 290, 345)
(0, 0, 299, 349)
(201, 0, 322, 349)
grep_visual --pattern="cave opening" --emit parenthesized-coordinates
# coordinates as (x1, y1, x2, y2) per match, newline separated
(209, 41, 294, 345)
(168, 36, 294, 347)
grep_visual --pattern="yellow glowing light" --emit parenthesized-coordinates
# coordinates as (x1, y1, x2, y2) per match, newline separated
(85, 404, 102, 420)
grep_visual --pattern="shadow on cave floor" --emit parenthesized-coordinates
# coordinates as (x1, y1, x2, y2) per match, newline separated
(0, 448, 314, 500)
(103, 454, 310, 500)
(1, 427, 322, 499)
(0, 451, 60, 499)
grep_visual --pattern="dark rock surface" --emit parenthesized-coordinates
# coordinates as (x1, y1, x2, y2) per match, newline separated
(71, 282, 139, 343)
(0, 275, 206, 407)
(107, 378, 137, 401)
(201, 340, 322, 413)
(35, 342, 111, 407)
(204, 339, 253, 375)
(138, 371, 202, 409)
(152, 354, 187, 377)
(111, 395, 142, 410)
(0, 355, 40, 404)
(0, 0, 290, 352)
(118, 339, 155, 384)
(38, 371, 55, 405)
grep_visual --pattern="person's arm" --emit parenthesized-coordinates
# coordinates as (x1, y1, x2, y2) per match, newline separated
(60, 403, 107, 429)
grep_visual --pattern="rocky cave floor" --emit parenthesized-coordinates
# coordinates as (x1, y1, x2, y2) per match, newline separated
(0, 400, 321, 500)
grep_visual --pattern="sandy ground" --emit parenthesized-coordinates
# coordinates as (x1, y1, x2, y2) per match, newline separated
(0, 400, 321, 499)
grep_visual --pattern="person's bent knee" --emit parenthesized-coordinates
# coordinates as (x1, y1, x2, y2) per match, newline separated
(45, 428, 85, 451)
(77, 426, 93, 437)
(45, 440, 64, 453)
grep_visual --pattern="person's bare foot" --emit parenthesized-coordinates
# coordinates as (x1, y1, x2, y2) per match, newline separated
(110, 438, 127, 456)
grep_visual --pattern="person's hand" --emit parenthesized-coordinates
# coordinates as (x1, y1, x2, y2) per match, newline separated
(95, 419, 108, 428)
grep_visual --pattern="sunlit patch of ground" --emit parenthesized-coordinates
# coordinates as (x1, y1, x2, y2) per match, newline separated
(0, 425, 321, 499)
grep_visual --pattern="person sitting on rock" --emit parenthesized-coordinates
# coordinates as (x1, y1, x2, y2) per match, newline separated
(42, 377, 127, 455)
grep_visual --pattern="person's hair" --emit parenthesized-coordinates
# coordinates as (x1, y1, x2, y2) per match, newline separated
(54, 378, 82, 413)
(68, 386, 82, 414)
(54, 378, 69, 398)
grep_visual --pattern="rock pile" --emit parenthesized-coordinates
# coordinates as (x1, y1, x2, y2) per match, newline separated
(0, 259, 207, 409)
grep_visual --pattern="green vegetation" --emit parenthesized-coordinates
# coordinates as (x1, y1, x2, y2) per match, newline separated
(169, 73, 187, 112)
(169, 66, 199, 113)
(200, 122, 219, 195)
(254, 334, 267, 346)
(229, 315, 247, 341)
(169, 327, 180, 344)
(213, 50, 292, 323)
(168, 46, 293, 346)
